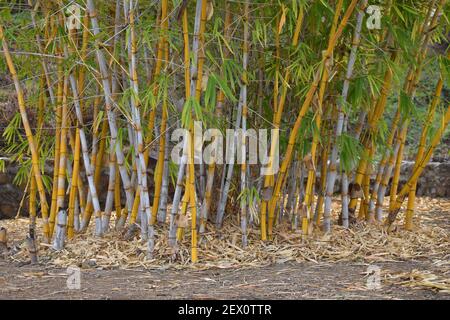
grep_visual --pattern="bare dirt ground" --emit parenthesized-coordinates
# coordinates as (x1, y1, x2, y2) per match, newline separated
(0, 197, 449, 300)
(0, 260, 449, 299)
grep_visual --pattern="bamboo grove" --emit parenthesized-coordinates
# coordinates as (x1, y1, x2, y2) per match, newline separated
(0, 0, 449, 263)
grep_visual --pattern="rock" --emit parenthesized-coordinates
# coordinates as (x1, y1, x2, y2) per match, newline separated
(82, 258, 97, 268)
(0, 183, 24, 219)
(399, 161, 450, 198)
(437, 186, 447, 197)
(0, 227, 7, 252)
(0, 204, 16, 219)
(0, 173, 9, 185)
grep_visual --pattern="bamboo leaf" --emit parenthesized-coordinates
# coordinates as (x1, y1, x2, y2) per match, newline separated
(338, 133, 363, 172)
(278, 5, 287, 34)
(399, 90, 416, 120)
(211, 73, 237, 103)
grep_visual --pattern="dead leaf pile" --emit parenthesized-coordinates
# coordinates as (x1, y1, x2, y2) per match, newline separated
(385, 269, 450, 293)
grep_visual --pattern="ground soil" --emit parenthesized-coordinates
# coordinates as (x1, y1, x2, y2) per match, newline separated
(0, 259, 448, 299)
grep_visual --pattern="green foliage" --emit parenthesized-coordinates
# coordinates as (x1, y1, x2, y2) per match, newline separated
(237, 186, 260, 207)
(399, 89, 417, 120)
(13, 157, 31, 186)
(338, 133, 363, 172)
(2, 112, 22, 146)
(0, 0, 448, 234)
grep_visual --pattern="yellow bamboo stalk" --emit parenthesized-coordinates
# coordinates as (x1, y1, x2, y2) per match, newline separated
(188, 140, 198, 262)
(266, 0, 359, 240)
(144, 0, 168, 161)
(29, 75, 46, 226)
(367, 107, 401, 220)
(388, 0, 444, 212)
(67, 128, 81, 239)
(67, 13, 89, 237)
(348, 53, 395, 213)
(0, 25, 50, 241)
(49, 58, 64, 235)
(405, 76, 444, 229)
(359, 146, 375, 219)
(151, 46, 169, 224)
(386, 104, 450, 229)
(114, 160, 122, 221)
(269, 0, 343, 238)
(273, 11, 280, 114)
(81, 113, 108, 228)
(174, 4, 192, 243)
(314, 131, 331, 225)
(260, 5, 304, 240)
(131, 0, 169, 218)
(176, 188, 190, 241)
(149, 0, 169, 225)
(199, 1, 234, 234)
(56, 76, 69, 209)
(180, 0, 208, 262)
(388, 122, 408, 209)
(194, 1, 208, 101)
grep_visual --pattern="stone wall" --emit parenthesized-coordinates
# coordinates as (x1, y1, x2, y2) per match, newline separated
(322, 161, 450, 198)
(399, 161, 450, 198)
(0, 160, 29, 219)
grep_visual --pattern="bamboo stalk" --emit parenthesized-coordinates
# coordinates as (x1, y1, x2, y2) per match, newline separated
(323, 0, 367, 232)
(67, 127, 81, 239)
(29, 74, 46, 231)
(0, 25, 50, 242)
(158, 126, 170, 223)
(123, 0, 152, 241)
(86, 0, 135, 231)
(63, 43, 103, 236)
(348, 54, 395, 215)
(405, 75, 444, 230)
(81, 113, 108, 230)
(199, 0, 232, 237)
(388, 0, 444, 212)
(260, 4, 305, 240)
(268, 0, 356, 238)
(52, 209, 67, 250)
(168, 2, 191, 246)
(240, 0, 250, 247)
(55, 76, 69, 216)
(386, 104, 450, 229)
(48, 58, 64, 236)
(188, 0, 209, 262)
